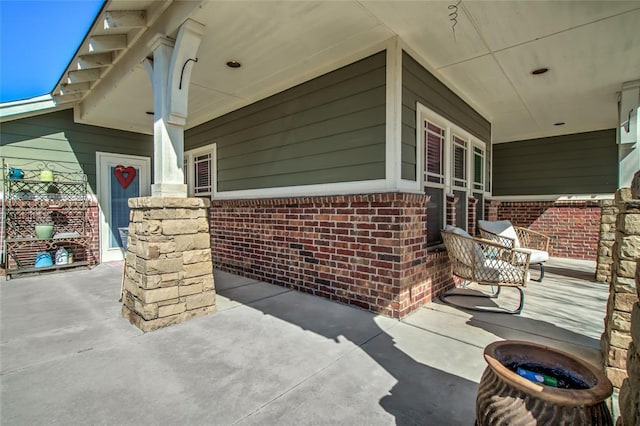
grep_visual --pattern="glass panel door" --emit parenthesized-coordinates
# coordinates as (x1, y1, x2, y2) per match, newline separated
(109, 165, 141, 249)
(97, 153, 150, 262)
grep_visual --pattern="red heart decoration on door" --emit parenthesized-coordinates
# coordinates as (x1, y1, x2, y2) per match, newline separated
(114, 165, 137, 189)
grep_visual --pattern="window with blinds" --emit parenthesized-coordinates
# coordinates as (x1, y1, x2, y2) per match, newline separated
(452, 135, 467, 189)
(473, 145, 485, 192)
(184, 144, 215, 197)
(425, 121, 445, 185)
(193, 153, 211, 195)
(419, 104, 487, 246)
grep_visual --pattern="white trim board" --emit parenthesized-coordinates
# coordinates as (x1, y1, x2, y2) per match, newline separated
(0, 95, 71, 122)
(489, 194, 614, 202)
(213, 179, 423, 200)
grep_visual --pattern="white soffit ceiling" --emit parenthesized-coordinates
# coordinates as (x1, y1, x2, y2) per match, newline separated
(74, 1, 640, 144)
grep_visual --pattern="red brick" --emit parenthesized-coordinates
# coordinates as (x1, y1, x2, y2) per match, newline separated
(496, 200, 600, 260)
(209, 193, 452, 319)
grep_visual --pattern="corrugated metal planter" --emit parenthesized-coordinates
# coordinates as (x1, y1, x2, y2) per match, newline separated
(477, 340, 613, 425)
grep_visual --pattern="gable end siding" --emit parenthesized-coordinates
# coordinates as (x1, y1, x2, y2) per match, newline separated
(186, 52, 387, 192)
(493, 129, 617, 196)
(401, 51, 491, 182)
(0, 109, 152, 192)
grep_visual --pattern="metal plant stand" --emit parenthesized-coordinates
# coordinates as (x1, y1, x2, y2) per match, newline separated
(2, 160, 90, 279)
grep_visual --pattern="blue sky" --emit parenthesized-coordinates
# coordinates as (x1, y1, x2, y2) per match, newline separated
(0, 0, 104, 103)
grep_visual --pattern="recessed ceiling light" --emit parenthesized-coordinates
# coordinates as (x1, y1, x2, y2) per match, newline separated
(226, 60, 241, 68)
(531, 67, 549, 75)
(145, 111, 154, 115)
(554, 122, 565, 126)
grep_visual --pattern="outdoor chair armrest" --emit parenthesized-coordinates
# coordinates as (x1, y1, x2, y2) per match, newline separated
(511, 248, 532, 269)
(476, 240, 531, 271)
(473, 242, 531, 287)
(514, 227, 550, 252)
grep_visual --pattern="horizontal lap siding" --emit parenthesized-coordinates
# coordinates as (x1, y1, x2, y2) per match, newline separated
(0, 109, 152, 193)
(493, 129, 617, 195)
(401, 51, 491, 181)
(186, 52, 386, 192)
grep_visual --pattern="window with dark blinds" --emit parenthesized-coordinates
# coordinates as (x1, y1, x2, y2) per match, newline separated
(419, 104, 487, 243)
(425, 121, 445, 185)
(194, 153, 211, 194)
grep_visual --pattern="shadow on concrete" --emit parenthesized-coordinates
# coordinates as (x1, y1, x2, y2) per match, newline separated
(426, 282, 603, 367)
(217, 277, 479, 425)
(465, 312, 600, 358)
(542, 265, 598, 283)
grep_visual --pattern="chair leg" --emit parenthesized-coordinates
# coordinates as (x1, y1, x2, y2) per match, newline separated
(531, 263, 545, 282)
(439, 285, 524, 315)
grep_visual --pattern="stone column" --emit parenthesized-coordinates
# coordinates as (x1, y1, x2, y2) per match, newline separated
(617, 257, 640, 425)
(596, 199, 618, 283)
(121, 19, 216, 332)
(601, 187, 640, 390)
(122, 197, 216, 332)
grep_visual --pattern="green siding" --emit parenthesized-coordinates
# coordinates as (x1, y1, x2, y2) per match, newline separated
(401, 51, 491, 182)
(1, 109, 152, 193)
(186, 52, 386, 192)
(493, 129, 617, 196)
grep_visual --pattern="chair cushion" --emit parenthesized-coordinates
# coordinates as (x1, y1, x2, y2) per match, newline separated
(478, 220, 521, 248)
(444, 225, 484, 264)
(445, 224, 471, 238)
(517, 248, 549, 264)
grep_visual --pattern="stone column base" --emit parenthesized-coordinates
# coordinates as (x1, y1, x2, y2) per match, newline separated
(121, 197, 216, 332)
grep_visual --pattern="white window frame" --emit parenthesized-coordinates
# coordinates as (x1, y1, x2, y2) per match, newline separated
(451, 133, 468, 190)
(472, 142, 486, 193)
(184, 143, 217, 198)
(418, 103, 487, 236)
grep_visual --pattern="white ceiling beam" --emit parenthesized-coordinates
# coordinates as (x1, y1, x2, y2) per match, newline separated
(60, 82, 91, 95)
(68, 68, 103, 84)
(104, 10, 146, 30)
(79, 1, 204, 121)
(77, 52, 113, 69)
(89, 35, 127, 53)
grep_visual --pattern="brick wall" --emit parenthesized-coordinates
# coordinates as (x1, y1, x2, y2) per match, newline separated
(446, 194, 457, 228)
(485, 199, 500, 222)
(497, 200, 601, 260)
(86, 202, 99, 266)
(468, 197, 479, 236)
(210, 193, 454, 318)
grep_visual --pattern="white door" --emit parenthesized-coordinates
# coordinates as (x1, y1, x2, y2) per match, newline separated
(97, 152, 150, 262)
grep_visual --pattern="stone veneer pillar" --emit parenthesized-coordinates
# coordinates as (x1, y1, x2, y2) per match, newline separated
(121, 197, 216, 332)
(596, 199, 619, 283)
(617, 257, 640, 425)
(601, 187, 640, 391)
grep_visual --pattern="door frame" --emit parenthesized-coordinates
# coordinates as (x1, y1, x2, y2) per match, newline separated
(96, 152, 151, 262)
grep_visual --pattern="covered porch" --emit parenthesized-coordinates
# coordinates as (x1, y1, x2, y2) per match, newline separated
(0, 257, 609, 424)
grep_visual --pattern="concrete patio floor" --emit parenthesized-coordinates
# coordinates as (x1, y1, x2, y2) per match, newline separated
(1, 257, 610, 425)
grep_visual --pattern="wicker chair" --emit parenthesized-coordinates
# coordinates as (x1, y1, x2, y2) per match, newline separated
(441, 227, 532, 314)
(478, 220, 550, 282)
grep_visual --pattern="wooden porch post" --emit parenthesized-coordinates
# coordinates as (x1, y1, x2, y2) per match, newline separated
(144, 19, 205, 198)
